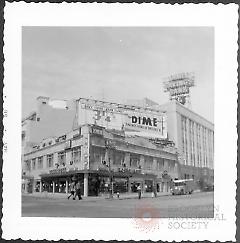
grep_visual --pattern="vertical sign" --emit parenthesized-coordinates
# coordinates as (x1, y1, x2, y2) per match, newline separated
(81, 128, 90, 170)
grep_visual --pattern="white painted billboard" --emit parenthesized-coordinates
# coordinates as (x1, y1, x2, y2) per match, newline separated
(77, 98, 167, 139)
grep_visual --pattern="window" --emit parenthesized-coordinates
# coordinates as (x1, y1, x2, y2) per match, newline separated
(144, 156, 153, 170)
(188, 119, 196, 167)
(192, 121, 196, 166)
(38, 157, 43, 169)
(22, 132, 26, 143)
(25, 160, 31, 171)
(181, 116, 188, 165)
(198, 125, 202, 167)
(168, 160, 175, 172)
(58, 152, 66, 166)
(113, 151, 125, 166)
(130, 154, 140, 168)
(72, 147, 81, 163)
(47, 154, 54, 168)
(157, 158, 164, 171)
(32, 158, 36, 170)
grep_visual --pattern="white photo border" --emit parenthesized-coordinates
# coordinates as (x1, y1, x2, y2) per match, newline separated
(3, 2, 238, 241)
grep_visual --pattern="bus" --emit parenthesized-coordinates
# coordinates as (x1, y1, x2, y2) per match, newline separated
(170, 179, 195, 195)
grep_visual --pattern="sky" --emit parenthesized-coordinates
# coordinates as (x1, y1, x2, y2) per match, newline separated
(22, 27, 214, 122)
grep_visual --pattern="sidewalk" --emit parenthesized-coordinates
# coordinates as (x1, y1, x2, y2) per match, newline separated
(23, 191, 171, 201)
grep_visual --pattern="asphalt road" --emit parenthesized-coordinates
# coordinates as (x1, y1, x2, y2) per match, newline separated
(22, 191, 214, 218)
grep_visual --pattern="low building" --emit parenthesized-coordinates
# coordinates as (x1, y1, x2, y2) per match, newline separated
(23, 124, 179, 196)
(22, 96, 76, 192)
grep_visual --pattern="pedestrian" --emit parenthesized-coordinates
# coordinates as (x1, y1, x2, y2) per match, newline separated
(68, 181, 76, 200)
(116, 191, 120, 199)
(153, 185, 157, 198)
(74, 181, 82, 200)
(137, 184, 141, 199)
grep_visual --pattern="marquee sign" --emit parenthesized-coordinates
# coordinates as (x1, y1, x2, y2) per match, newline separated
(163, 72, 195, 105)
(77, 98, 167, 139)
(49, 167, 68, 175)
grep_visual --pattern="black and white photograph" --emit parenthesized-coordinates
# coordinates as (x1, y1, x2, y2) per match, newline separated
(21, 26, 214, 218)
(2, 3, 237, 241)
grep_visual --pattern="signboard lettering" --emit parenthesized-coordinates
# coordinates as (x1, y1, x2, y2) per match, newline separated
(132, 116, 157, 127)
(163, 72, 195, 105)
(77, 98, 167, 139)
(49, 167, 67, 174)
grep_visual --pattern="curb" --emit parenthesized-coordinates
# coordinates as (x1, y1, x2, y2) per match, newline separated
(22, 192, 172, 201)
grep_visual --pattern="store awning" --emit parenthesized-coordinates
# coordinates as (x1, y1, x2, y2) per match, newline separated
(40, 169, 156, 180)
(39, 169, 88, 179)
(22, 175, 34, 180)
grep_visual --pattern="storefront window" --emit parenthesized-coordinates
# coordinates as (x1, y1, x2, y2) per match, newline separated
(47, 154, 53, 168)
(72, 146, 81, 163)
(58, 151, 66, 166)
(38, 157, 43, 169)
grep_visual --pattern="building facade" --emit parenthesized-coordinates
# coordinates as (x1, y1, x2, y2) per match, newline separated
(23, 124, 179, 196)
(159, 100, 214, 185)
(21, 96, 76, 193)
(22, 97, 214, 195)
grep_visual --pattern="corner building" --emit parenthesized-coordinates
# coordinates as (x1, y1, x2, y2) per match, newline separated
(23, 124, 179, 196)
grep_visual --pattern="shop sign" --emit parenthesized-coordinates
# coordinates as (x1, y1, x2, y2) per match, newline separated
(98, 167, 109, 172)
(71, 139, 81, 148)
(81, 133, 90, 170)
(92, 127, 103, 136)
(65, 140, 72, 150)
(49, 167, 68, 175)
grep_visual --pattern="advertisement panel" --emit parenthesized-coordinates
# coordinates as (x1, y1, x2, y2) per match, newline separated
(77, 98, 167, 139)
(124, 111, 167, 138)
(163, 72, 195, 105)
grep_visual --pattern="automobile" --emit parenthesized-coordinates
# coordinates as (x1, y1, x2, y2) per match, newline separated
(170, 179, 195, 195)
(203, 184, 214, 192)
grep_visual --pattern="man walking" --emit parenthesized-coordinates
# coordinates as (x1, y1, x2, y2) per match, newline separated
(74, 181, 82, 200)
(68, 181, 76, 200)
(137, 184, 142, 199)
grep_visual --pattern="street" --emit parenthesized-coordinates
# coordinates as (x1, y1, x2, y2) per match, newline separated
(22, 191, 214, 218)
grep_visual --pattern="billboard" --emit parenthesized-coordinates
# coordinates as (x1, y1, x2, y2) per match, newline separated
(163, 72, 195, 105)
(77, 98, 167, 139)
